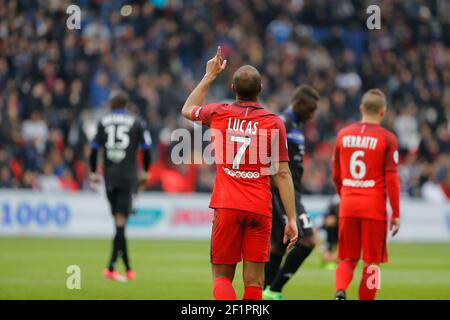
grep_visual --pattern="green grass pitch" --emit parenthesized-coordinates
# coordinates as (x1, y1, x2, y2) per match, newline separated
(1, 238, 449, 300)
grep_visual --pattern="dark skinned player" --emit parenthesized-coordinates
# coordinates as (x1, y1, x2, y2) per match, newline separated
(264, 85, 320, 300)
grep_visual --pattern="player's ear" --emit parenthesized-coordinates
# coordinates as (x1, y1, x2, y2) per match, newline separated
(292, 102, 301, 113)
(258, 83, 262, 93)
(231, 83, 236, 93)
(359, 104, 364, 115)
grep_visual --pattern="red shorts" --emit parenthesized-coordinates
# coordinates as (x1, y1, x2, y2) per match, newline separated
(211, 208, 272, 264)
(338, 217, 388, 264)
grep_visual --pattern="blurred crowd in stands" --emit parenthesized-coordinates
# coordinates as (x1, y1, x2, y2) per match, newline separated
(0, 0, 449, 202)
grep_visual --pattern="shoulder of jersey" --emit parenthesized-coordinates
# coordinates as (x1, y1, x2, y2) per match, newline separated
(262, 110, 285, 125)
(258, 108, 281, 119)
(226, 103, 278, 118)
(361, 123, 396, 138)
(339, 123, 397, 141)
(216, 103, 232, 109)
(379, 126, 398, 141)
(208, 103, 232, 114)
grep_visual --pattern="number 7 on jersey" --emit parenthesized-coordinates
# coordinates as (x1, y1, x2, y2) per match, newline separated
(230, 135, 251, 170)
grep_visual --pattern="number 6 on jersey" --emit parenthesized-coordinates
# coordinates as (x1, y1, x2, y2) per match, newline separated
(350, 150, 366, 179)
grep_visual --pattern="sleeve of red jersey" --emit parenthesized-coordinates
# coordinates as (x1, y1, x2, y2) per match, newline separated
(272, 116, 289, 162)
(190, 103, 220, 126)
(385, 132, 401, 219)
(332, 133, 342, 196)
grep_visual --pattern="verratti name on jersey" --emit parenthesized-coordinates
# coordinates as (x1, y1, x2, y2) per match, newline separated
(342, 135, 378, 150)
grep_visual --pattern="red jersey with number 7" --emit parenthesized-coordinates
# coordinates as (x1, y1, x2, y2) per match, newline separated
(191, 101, 289, 217)
(332, 122, 400, 221)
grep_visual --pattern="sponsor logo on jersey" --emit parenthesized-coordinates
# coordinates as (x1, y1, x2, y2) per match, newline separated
(106, 149, 126, 163)
(343, 178, 375, 188)
(223, 167, 260, 179)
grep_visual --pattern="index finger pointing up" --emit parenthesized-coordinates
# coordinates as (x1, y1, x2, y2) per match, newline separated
(217, 46, 222, 59)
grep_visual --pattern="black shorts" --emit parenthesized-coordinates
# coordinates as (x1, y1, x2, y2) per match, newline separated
(106, 185, 134, 216)
(271, 189, 314, 247)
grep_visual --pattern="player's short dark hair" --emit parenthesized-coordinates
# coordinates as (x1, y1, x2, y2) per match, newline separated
(109, 89, 129, 109)
(291, 85, 320, 106)
(362, 89, 386, 115)
(232, 65, 262, 101)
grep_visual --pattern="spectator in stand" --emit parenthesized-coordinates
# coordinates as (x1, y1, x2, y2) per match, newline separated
(0, 0, 447, 202)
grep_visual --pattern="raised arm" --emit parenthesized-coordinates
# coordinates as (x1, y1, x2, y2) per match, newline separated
(181, 46, 227, 120)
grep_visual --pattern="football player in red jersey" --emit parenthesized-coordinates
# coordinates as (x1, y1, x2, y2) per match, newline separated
(181, 47, 298, 300)
(332, 89, 401, 300)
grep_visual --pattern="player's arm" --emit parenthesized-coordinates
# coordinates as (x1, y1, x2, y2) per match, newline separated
(139, 121, 153, 188)
(89, 147, 98, 174)
(273, 162, 298, 250)
(142, 147, 152, 173)
(89, 122, 105, 185)
(385, 134, 401, 236)
(332, 135, 342, 196)
(271, 117, 298, 250)
(181, 46, 227, 120)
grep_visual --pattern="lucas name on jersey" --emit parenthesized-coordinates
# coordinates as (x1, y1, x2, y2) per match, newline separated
(227, 117, 259, 134)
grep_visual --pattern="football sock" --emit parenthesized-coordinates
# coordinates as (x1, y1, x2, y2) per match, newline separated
(325, 225, 338, 251)
(335, 260, 357, 292)
(119, 227, 131, 271)
(359, 266, 378, 300)
(270, 244, 313, 292)
(108, 226, 124, 272)
(243, 286, 262, 300)
(264, 252, 283, 287)
(213, 277, 236, 300)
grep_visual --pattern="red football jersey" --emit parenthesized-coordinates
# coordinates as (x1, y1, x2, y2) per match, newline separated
(333, 122, 400, 221)
(191, 101, 289, 217)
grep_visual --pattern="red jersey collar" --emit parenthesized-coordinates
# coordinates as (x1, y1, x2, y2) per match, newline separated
(233, 101, 262, 109)
(360, 121, 381, 126)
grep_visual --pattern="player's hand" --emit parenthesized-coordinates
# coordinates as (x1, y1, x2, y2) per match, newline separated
(89, 173, 100, 190)
(138, 170, 148, 190)
(390, 217, 400, 237)
(283, 218, 298, 251)
(205, 46, 227, 79)
(89, 173, 100, 184)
